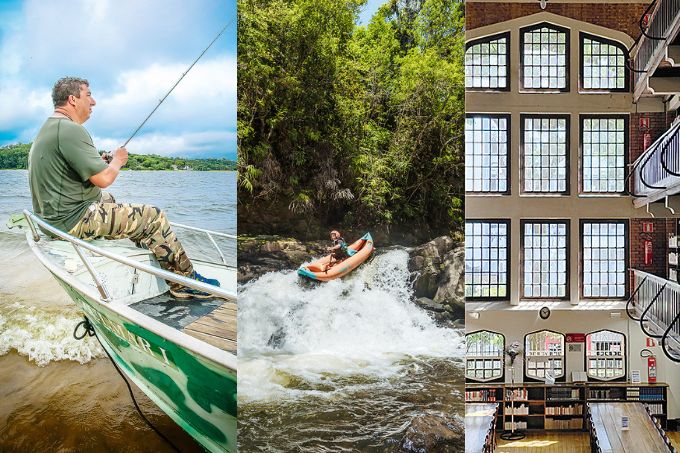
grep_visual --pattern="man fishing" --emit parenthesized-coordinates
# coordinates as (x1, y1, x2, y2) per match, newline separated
(28, 76, 218, 299)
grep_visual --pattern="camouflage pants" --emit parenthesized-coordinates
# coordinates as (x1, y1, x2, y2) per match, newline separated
(68, 192, 193, 289)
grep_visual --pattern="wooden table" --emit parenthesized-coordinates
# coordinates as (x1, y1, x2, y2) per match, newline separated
(588, 402, 670, 453)
(466, 403, 499, 453)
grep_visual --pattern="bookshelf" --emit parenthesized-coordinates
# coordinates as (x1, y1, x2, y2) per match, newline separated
(465, 382, 669, 431)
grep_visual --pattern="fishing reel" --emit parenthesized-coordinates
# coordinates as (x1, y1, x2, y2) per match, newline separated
(100, 151, 114, 163)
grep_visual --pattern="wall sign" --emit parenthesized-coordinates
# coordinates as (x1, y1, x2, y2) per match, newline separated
(568, 344, 582, 352)
(631, 370, 641, 384)
(639, 116, 650, 130)
(566, 333, 585, 343)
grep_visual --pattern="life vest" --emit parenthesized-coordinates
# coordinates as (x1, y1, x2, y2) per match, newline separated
(334, 237, 348, 256)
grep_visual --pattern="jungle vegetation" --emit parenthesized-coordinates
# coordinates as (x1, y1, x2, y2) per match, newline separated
(238, 0, 464, 236)
(0, 143, 236, 171)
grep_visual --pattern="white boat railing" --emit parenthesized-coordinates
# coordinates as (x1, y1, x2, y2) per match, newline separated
(169, 221, 236, 266)
(23, 210, 236, 303)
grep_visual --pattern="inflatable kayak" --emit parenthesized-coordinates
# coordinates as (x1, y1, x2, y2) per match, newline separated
(298, 233, 374, 282)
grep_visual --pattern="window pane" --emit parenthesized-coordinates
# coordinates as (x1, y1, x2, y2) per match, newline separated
(522, 116, 568, 193)
(466, 34, 509, 89)
(581, 117, 626, 193)
(522, 25, 568, 89)
(525, 331, 565, 380)
(466, 331, 505, 382)
(522, 221, 568, 298)
(466, 115, 509, 193)
(582, 221, 626, 298)
(585, 330, 626, 380)
(466, 220, 509, 299)
(582, 35, 627, 90)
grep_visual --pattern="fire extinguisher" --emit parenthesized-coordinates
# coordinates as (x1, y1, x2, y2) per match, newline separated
(641, 348, 657, 384)
(644, 132, 652, 151)
(648, 355, 657, 384)
(644, 239, 653, 265)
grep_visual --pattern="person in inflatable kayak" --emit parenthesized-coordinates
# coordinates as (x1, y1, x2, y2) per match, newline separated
(325, 230, 349, 271)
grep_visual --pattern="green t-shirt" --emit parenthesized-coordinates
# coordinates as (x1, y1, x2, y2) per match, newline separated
(28, 117, 109, 232)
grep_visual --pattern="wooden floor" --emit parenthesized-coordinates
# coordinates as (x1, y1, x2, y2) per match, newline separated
(669, 431, 680, 448)
(182, 300, 237, 354)
(495, 432, 589, 453)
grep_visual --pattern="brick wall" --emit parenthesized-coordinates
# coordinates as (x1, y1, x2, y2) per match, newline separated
(466, 3, 650, 39)
(629, 218, 674, 279)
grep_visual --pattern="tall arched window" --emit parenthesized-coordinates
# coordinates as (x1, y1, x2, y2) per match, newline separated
(525, 330, 565, 381)
(585, 330, 626, 381)
(580, 33, 628, 91)
(466, 330, 505, 382)
(521, 23, 569, 91)
(465, 33, 510, 90)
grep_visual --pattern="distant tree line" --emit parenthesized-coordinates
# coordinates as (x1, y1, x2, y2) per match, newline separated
(238, 0, 464, 235)
(0, 143, 236, 171)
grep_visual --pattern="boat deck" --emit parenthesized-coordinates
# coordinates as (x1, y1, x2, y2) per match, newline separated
(182, 301, 237, 353)
(129, 294, 237, 355)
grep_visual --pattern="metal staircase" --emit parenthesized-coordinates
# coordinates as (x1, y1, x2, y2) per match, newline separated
(631, 120, 680, 211)
(632, 0, 680, 101)
(627, 270, 680, 362)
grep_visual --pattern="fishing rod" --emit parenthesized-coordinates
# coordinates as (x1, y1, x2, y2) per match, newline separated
(104, 19, 234, 161)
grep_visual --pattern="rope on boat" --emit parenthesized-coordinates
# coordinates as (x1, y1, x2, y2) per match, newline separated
(73, 318, 95, 340)
(73, 317, 181, 452)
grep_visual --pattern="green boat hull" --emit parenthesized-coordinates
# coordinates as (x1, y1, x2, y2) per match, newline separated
(56, 276, 237, 453)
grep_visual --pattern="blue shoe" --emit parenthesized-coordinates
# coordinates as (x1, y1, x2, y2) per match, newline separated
(191, 271, 220, 287)
(168, 271, 220, 300)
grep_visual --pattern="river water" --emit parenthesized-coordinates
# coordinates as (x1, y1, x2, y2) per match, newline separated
(0, 170, 235, 452)
(238, 248, 465, 451)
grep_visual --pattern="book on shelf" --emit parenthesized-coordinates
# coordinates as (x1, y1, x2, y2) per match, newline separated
(504, 404, 529, 415)
(504, 421, 527, 430)
(545, 404, 582, 415)
(465, 389, 498, 402)
(506, 388, 528, 401)
(547, 388, 579, 400)
(639, 387, 665, 401)
(545, 418, 582, 429)
(588, 388, 624, 400)
(644, 403, 664, 415)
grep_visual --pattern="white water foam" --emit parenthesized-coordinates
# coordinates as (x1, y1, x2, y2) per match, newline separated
(238, 248, 464, 402)
(0, 302, 105, 366)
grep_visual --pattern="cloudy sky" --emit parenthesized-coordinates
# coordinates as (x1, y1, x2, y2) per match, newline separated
(359, 0, 384, 25)
(0, 0, 236, 159)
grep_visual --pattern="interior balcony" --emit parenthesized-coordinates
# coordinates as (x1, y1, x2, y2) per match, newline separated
(633, 0, 680, 101)
(631, 119, 680, 213)
(628, 269, 680, 363)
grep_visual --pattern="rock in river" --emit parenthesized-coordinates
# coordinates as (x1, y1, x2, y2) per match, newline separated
(408, 236, 464, 317)
(399, 413, 465, 452)
(237, 236, 326, 283)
